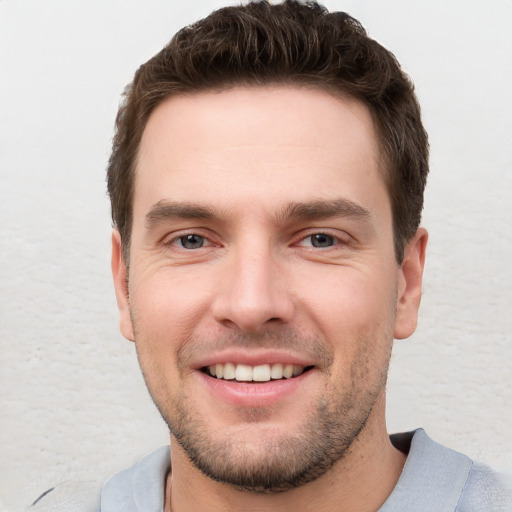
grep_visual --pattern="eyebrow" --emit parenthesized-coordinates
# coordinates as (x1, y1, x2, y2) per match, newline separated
(145, 197, 372, 229)
(277, 198, 371, 222)
(145, 200, 217, 229)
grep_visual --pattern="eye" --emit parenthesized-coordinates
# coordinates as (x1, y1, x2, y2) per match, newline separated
(294, 230, 352, 251)
(297, 232, 339, 248)
(176, 234, 207, 249)
(308, 233, 335, 248)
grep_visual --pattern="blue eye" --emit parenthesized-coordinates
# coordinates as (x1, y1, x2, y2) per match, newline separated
(179, 234, 205, 249)
(309, 233, 335, 248)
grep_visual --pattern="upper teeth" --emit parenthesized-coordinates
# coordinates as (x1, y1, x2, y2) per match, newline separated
(208, 363, 305, 382)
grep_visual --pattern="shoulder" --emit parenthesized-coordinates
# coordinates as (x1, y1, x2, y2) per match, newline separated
(100, 446, 170, 512)
(28, 480, 102, 512)
(457, 462, 512, 512)
(28, 446, 170, 512)
(381, 429, 512, 512)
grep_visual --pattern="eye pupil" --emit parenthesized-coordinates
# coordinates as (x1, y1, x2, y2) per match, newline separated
(311, 233, 334, 248)
(180, 234, 204, 249)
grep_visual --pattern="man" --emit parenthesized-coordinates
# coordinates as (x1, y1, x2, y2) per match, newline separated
(30, 1, 512, 510)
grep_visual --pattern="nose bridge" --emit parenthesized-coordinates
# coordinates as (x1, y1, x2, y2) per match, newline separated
(214, 234, 292, 331)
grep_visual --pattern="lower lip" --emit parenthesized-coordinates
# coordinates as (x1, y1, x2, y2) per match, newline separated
(196, 370, 314, 408)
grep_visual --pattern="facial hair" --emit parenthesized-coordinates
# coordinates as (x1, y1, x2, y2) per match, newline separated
(135, 327, 392, 494)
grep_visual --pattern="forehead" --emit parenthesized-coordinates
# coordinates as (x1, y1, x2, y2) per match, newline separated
(134, 86, 386, 218)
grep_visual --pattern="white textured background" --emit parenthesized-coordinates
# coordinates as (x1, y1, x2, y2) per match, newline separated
(1, 1, 511, 510)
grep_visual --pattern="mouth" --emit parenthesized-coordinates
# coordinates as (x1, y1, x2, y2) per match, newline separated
(201, 363, 315, 382)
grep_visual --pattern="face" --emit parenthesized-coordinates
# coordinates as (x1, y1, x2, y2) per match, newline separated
(112, 86, 426, 492)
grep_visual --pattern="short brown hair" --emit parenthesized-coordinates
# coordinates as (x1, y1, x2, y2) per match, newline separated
(107, 0, 428, 263)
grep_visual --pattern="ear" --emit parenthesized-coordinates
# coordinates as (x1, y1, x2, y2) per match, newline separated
(394, 228, 428, 340)
(111, 230, 135, 341)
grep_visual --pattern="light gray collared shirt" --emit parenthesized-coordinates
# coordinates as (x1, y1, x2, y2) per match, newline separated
(30, 429, 512, 511)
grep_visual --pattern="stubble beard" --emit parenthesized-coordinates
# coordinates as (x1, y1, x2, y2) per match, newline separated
(167, 384, 379, 493)
(136, 329, 392, 494)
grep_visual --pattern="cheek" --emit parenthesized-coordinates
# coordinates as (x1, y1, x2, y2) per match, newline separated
(302, 265, 397, 386)
(305, 266, 397, 339)
(129, 279, 192, 398)
(131, 269, 211, 334)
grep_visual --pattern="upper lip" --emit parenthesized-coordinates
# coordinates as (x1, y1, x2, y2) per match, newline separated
(191, 349, 317, 370)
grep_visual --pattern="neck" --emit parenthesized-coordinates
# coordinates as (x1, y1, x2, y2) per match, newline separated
(165, 398, 406, 512)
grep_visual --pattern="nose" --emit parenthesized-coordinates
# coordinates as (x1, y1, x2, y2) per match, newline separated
(212, 242, 294, 333)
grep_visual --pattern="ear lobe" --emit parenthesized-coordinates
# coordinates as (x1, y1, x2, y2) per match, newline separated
(111, 230, 135, 341)
(394, 227, 428, 340)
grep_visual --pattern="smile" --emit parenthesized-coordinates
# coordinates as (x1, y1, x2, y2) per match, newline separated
(204, 363, 313, 382)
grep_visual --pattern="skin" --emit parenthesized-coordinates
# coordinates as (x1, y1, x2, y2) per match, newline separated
(112, 86, 428, 511)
